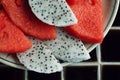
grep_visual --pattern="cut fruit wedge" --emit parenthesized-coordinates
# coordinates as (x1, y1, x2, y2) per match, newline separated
(43, 28, 90, 62)
(1, 0, 56, 40)
(0, 10, 32, 53)
(28, 0, 77, 27)
(64, 0, 104, 43)
(17, 36, 63, 73)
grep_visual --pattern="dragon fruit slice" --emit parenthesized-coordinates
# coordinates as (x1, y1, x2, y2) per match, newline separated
(43, 28, 90, 62)
(17, 37, 62, 74)
(28, 0, 77, 27)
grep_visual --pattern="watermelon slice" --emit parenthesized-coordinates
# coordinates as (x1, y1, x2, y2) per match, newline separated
(1, 0, 56, 40)
(65, 0, 104, 43)
(0, 9, 32, 53)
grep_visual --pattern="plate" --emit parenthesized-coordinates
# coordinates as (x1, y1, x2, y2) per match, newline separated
(0, 0, 119, 69)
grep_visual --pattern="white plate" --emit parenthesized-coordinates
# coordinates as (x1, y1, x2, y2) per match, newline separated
(0, 0, 119, 69)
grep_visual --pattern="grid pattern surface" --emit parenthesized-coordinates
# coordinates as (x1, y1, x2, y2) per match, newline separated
(0, 4, 120, 80)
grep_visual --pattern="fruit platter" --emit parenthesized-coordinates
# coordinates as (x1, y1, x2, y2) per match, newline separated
(0, 0, 119, 73)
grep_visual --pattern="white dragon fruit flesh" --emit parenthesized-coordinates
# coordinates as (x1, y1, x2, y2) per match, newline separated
(17, 28, 90, 73)
(17, 36, 62, 74)
(28, 0, 77, 27)
(43, 28, 90, 63)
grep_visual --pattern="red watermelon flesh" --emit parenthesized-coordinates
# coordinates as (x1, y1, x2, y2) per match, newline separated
(64, 0, 104, 43)
(66, 0, 78, 5)
(1, 0, 56, 40)
(0, 9, 32, 53)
